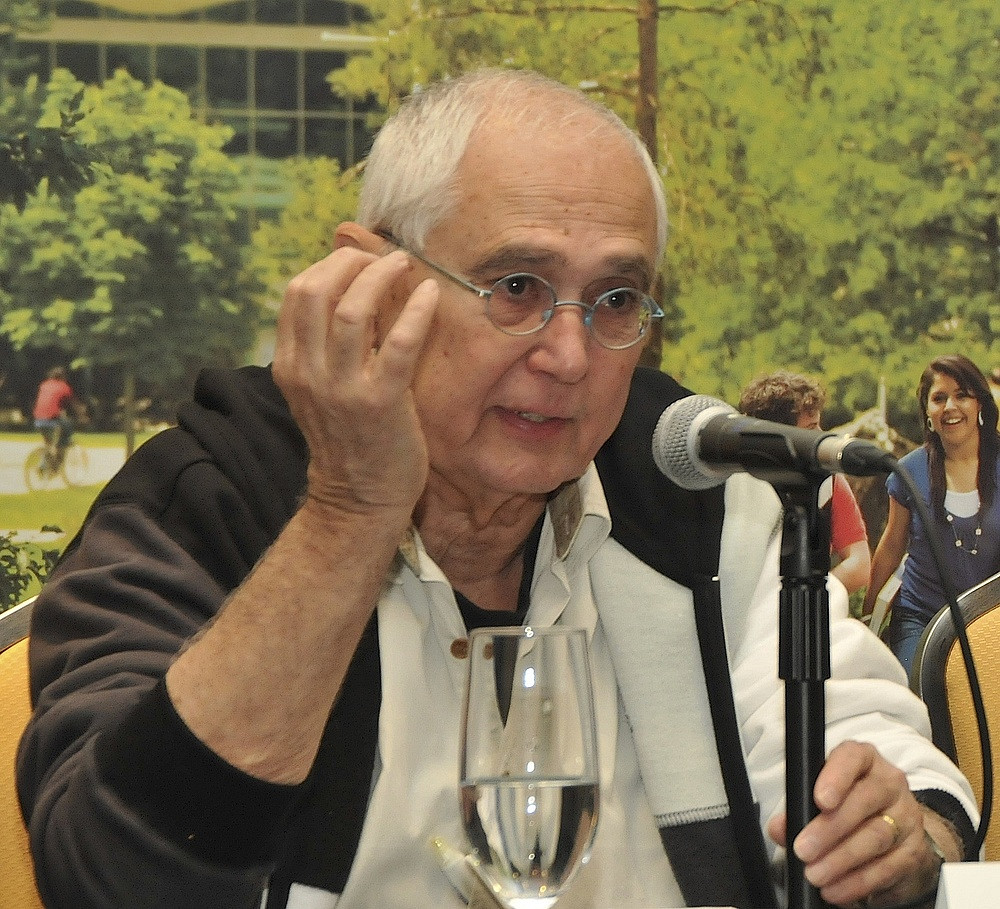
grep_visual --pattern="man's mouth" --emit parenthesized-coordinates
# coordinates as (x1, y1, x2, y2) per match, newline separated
(517, 411, 550, 423)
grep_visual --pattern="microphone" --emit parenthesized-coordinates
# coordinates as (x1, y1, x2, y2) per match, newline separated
(652, 394, 896, 490)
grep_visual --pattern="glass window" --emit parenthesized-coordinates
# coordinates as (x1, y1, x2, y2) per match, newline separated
(106, 45, 150, 83)
(351, 119, 375, 162)
(7, 44, 50, 85)
(155, 46, 199, 94)
(304, 51, 347, 110)
(56, 1, 103, 17)
(55, 43, 100, 85)
(206, 48, 249, 108)
(218, 115, 250, 155)
(304, 0, 350, 26)
(304, 117, 349, 162)
(255, 50, 297, 111)
(203, 1, 251, 23)
(257, 0, 298, 25)
(256, 115, 297, 157)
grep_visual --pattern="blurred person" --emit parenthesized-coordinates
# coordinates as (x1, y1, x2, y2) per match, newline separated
(17, 70, 975, 909)
(32, 366, 83, 469)
(738, 371, 871, 596)
(864, 354, 1000, 676)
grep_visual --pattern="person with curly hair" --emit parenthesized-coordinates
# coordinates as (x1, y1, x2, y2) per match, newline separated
(738, 371, 871, 595)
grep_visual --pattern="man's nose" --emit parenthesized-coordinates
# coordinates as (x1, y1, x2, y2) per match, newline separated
(533, 304, 591, 379)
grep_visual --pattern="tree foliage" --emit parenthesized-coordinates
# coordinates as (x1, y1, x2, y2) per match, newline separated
(0, 529, 58, 612)
(250, 156, 361, 321)
(0, 70, 261, 446)
(322, 0, 1000, 432)
(0, 1, 95, 207)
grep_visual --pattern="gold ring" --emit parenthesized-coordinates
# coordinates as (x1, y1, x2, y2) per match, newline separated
(880, 813, 902, 846)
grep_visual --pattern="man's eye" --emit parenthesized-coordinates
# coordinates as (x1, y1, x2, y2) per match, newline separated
(601, 289, 641, 311)
(496, 274, 547, 302)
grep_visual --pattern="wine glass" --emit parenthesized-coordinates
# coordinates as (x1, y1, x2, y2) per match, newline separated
(459, 626, 600, 909)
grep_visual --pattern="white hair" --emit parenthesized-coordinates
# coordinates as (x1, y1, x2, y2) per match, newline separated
(357, 69, 668, 261)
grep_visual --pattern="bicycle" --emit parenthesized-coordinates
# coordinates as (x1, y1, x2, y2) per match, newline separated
(23, 439, 90, 491)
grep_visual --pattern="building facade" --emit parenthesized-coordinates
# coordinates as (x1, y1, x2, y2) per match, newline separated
(14, 0, 379, 204)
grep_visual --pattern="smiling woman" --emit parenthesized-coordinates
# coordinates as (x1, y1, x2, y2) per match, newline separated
(864, 353, 1000, 677)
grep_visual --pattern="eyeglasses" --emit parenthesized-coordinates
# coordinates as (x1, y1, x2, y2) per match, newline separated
(377, 231, 663, 350)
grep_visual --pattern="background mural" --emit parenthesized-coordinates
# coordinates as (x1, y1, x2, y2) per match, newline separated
(2, 0, 999, 602)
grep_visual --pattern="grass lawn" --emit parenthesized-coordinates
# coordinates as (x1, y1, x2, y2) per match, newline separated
(0, 429, 160, 448)
(3, 483, 106, 543)
(1, 428, 160, 555)
(1, 430, 160, 609)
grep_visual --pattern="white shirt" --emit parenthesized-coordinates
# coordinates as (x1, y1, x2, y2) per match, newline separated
(282, 468, 977, 909)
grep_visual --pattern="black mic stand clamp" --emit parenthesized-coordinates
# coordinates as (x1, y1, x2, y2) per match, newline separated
(775, 475, 833, 909)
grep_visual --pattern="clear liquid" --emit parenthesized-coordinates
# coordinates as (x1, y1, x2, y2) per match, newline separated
(461, 778, 599, 908)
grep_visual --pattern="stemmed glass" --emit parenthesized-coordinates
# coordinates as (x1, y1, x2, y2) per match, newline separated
(459, 626, 600, 909)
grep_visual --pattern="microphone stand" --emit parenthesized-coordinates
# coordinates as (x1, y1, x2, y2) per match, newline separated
(775, 476, 832, 909)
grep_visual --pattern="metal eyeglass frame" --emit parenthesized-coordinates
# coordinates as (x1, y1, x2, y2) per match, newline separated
(376, 230, 663, 350)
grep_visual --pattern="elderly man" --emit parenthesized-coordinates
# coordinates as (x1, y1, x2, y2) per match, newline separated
(18, 69, 975, 909)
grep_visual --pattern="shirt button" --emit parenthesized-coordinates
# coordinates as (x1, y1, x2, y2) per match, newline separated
(450, 638, 469, 659)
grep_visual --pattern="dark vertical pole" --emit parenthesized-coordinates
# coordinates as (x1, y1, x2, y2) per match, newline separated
(778, 486, 832, 909)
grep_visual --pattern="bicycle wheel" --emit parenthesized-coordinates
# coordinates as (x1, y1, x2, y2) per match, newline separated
(61, 444, 90, 487)
(24, 447, 59, 491)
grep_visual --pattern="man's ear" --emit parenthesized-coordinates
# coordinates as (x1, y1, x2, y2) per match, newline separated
(334, 222, 385, 254)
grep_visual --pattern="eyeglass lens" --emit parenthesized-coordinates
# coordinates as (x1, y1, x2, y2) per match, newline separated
(488, 275, 650, 347)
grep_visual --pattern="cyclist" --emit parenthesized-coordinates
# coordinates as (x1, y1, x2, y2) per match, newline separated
(32, 366, 83, 471)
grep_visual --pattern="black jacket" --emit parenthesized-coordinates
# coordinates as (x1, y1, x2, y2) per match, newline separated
(17, 364, 898, 909)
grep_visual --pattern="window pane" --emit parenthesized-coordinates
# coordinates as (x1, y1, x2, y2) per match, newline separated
(256, 115, 297, 157)
(257, 0, 298, 25)
(7, 43, 50, 85)
(203, 1, 250, 23)
(304, 51, 346, 111)
(57, 1, 101, 17)
(106, 45, 150, 82)
(218, 115, 250, 155)
(206, 48, 248, 108)
(351, 119, 375, 163)
(304, 118, 348, 162)
(56, 43, 100, 85)
(304, 0, 350, 26)
(256, 50, 297, 110)
(155, 46, 199, 95)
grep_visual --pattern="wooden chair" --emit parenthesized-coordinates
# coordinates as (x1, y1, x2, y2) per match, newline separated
(912, 571, 1000, 860)
(0, 597, 46, 909)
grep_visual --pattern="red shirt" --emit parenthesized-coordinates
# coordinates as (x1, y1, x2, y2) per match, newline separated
(33, 378, 75, 420)
(829, 473, 869, 551)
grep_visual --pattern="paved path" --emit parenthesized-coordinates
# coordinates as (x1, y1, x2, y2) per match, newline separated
(0, 439, 127, 495)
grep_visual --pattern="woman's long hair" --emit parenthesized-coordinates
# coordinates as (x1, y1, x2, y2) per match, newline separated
(917, 354, 1000, 519)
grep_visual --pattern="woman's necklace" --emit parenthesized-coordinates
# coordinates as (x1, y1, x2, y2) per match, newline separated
(946, 510, 983, 555)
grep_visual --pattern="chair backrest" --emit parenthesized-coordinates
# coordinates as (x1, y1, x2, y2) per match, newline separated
(0, 597, 46, 909)
(912, 570, 1000, 861)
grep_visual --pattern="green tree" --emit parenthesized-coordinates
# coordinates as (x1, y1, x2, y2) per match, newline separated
(1, 529, 58, 613)
(328, 0, 800, 363)
(250, 156, 361, 320)
(288, 1, 999, 434)
(1, 2, 94, 208)
(0, 69, 261, 453)
(665, 2, 1000, 428)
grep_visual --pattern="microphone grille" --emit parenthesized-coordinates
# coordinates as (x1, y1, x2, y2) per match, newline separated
(652, 394, 734, 491)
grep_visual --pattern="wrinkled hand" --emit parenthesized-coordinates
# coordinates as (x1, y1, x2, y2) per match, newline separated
(273, 247, 439, 518)
(768, 741, 949, 908)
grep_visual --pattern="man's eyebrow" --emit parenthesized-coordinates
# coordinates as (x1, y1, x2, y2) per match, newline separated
(608, 255, 655, 289)
(469, 247, 655, 288)
(468, 246, 565, 277)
